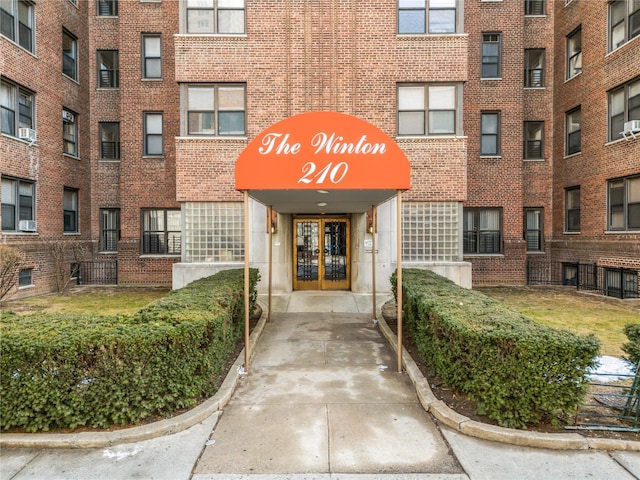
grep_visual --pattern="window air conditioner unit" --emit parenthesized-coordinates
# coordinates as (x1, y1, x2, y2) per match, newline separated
(18, 220, 37, 232)
(18, 127, 36, 142)
(623, 120, 640, 134)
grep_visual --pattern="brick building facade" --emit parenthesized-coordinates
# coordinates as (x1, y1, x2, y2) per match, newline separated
(1, 0, 638, 299)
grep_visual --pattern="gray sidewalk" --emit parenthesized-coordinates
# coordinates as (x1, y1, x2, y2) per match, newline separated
(1, 291, 639, 480)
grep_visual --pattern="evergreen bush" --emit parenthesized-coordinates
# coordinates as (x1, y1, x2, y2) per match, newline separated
(392, 268, 600, 428)
(0, 269, 259, 432)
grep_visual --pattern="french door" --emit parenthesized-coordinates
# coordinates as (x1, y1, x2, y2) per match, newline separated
(293, 218, 350, 290)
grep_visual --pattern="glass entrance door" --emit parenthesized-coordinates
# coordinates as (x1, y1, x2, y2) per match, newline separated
(294, 218, 350, 290)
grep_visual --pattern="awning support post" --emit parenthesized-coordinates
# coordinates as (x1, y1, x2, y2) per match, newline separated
(244, 190, 250, 373)
(396, 190, 403, 373)
(371, 205, 377, 323)
(268, 206, 273, 322)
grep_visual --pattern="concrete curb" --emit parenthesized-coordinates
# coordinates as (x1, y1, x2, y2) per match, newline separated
(0, 308, 269, 450)
(376, 315, 640, 452)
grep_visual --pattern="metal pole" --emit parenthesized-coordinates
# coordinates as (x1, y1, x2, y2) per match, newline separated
(244, 191, 250, 373)
(396, 190, 403, 373)
(268, 206, 273, 322)
(371, 205, 376, 323)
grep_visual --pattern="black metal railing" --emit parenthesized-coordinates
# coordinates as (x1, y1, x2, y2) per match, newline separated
(527, 260, 639, 299)
(73, 260, 118, 285)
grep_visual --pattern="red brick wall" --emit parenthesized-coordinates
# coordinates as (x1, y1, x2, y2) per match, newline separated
(463, 0, 529, 285)
(1, 0, 92, 299)
(552, 0, 640, 271)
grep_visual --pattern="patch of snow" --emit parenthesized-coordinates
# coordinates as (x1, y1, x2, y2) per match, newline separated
(587, 355, 636, 383)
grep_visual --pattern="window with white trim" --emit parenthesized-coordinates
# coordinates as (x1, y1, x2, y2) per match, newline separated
(186, 0, 245, 34)
(1, 176, 34, 232)
(609, 77, 640, 141)
(62, 29, 78, 81)
(0, 0, 34, 52)
(609, 0, 640, 52)
(463, 208, 502, 254)
(142, 209, 181, 255)
(608, 175, 640, 231)
(186, 84, 246, 136)
(397, 84, 459, 136)
(1, 77, 34, 137)
(142, 34, 162, 79)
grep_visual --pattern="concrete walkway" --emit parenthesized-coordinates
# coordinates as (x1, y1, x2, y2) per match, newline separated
(1, 291, 640, 480)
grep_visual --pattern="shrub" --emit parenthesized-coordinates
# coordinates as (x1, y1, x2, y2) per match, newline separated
(622, 323, 640, 368)
(0, 245, 22, 301)
(392, 269, 600, 428)
(0, 268, 259, 432)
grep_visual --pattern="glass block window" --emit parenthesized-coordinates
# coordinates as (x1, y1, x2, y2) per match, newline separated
(185, 202, 244, 262)
(402, 202, 460, 262)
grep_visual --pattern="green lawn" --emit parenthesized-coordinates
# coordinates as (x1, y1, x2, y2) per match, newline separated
(1, 286, 170, 317)
(478, 286, 640, 358)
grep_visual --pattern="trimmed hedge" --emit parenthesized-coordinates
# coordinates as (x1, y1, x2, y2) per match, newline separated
(392, 269, 600, 428)
(0, 268, 259, 432)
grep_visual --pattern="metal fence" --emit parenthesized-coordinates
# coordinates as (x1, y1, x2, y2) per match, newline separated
(526, 261, 639, 299)
(568, 367, 640, 433)
(73, 260, 118, 285)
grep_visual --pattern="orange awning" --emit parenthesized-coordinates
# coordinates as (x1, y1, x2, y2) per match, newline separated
(236, 112, 410, 213)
